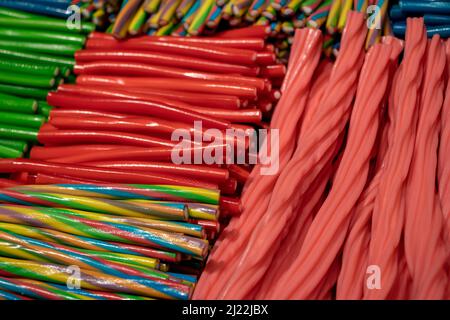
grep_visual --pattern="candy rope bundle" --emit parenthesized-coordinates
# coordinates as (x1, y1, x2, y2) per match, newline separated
(0, 6, 94, 159)
(269, 41, 394, 299)
(193, 26, 323, 299)
(0, 277, 152, 300)
(365, 18, 426, 300)
(404, 35, 448, 299)
(255, 60, 334, 296)
(246, 10, 370, 295)
(0, 0, 449, 301)
(194, 11, 367, 299)
(440, 41, 450, 252)
(195, 15, 449, 300)
(0, 183, 225, 299)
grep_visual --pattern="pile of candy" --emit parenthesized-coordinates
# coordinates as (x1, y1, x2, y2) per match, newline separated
(0, 3, 287, 300)
(0, 183, 222, 299)
(391, 1, 450, 38)
(0, 6, 94, 159)
(0, 1, 448, 301)
(195, 13, 450, 300)
(77, 0, 392, 60)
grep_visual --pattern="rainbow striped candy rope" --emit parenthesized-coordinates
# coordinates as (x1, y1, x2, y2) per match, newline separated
(127, 200, 220, 221)
(0, 196, 205, 238)
(0, 222, 181, 262)
(10, 184, 220, 204)
(56, 207, 205, 238)
(0, 237, 191, 295)
(0, 257, 188, 299)
(0, 229, 163, 272)
(0, 189, 189, 221)
(0, 204, 208, 257)
(0, 276, 152, 300)
(0, 287, 30, 300)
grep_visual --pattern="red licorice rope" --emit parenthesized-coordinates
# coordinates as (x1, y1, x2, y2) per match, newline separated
(75, 50, 260, 76)
(0, 178, 22, 188)
(53, 88, 262, 124)
(186, 16, 450, 301)
(80, 161, 229, 183)
(75, 76, 258, 99)
(47, 92, 231, 129)
(238, 13, 365, 300)
(336, 37, 404, 300)
(43, 145, 226, 164)
(37, 130, 177, 149)
(0, 159, 218, 190)
(56, 84, 248, 112)
(255, 61, 334, 297)
(74, 61, 267, 92)
(88, 32, 266, 51)
(85, 38, 258, 66)
(30, 145, 122, 160)
(215, 25, 270, 39)
(49, 116, 192, 137)
(50, 109, 129, 119)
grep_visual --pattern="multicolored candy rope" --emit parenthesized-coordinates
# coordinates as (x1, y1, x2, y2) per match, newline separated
(0, 204, 208, 257)
(10, 184, 220, 204)
(0, 222, 180, 262)
(0, 257, 188, 299)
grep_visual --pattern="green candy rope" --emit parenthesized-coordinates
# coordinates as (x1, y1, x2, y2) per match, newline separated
(0, 145, 23, 158)
(0, 48, 75, 68)
(0, 40, 81, 57)
(0, 59, 59, 77)
(37, 101, 53, 118)
(0, 29, 86, 46)
(0, 93, 37, 114)
(0, 124, 39, 142)
(0, 71, 55, 89)
(0, 139, 28, 152)
(0, 83, 49, 100)
(0, 111, 46, 129)
(0, 17, 95, 34)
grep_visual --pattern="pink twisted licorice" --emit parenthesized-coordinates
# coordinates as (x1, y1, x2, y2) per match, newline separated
(241, 28, 315, 207)
(365, 18, 427, 300)
(404, 36, 448, 299)
(216, 11, 367, 300)
(254, 61, 334, 299)
(390, 247, 412, 299)
(442, 41, 450, 300)
(337, 173, 381, 300)
(337, 41, 404, 299)
(269, 42, 391, 300)
(192, 31, 307, 299)
(299, 60, 334, 135)
(210, 29, 324, 300)
(255, 162, 333, 299)
(439, 41, 450, 248)
(193, 28, 323, 299)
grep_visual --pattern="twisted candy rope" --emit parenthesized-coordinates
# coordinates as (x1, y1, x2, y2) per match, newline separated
(404, 36, 448, 299)
(365, 18, 427, 300)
